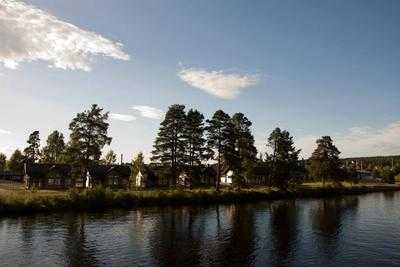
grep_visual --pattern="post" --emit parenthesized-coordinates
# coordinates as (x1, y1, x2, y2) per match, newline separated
(120, 154, 123, 165)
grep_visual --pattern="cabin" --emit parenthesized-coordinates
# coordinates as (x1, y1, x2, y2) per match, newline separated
(134, 166, 158, 188)
(88, 165, 131, 189)
(0, 171, 23, 182)
(199, 166, 216, 186)
(177, 171, 190, 187)
(24, 163, 72, 189)
(357, 170, 376, 181)
(220, 170, 234, 185)
(251, 166, 270, 185)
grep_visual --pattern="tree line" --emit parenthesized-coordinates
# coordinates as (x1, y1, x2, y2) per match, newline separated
(1, 104, 398, 188)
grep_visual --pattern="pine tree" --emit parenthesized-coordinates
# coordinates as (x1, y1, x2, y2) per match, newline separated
(67, 104, 112, 179)
(206, 110, 235, 191)
(183, 109, 207, 182)
(231, 113, 258, 186)
(41, 130, 65, 163)
(308, 136, 341, 186)
(24, 131, 41, 162)
(267, 128, 301, 189)
(151, 104, 186, 186)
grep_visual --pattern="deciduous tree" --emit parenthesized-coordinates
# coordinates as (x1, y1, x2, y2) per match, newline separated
(0, 153, 6, 172)
(102, 149, 117, 164)
(7, 149, 25, 173)
(41, 130, 65, 163)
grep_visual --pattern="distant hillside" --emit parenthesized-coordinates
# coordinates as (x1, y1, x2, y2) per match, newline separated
(341, 155, 400, 170)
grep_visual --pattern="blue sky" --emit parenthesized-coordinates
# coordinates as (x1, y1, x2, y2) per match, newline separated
(0, 0, 399, 160)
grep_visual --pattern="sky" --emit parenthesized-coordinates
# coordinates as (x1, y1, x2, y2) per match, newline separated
(0, 0, 399, 161)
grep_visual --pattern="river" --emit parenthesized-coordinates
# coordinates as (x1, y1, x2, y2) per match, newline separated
(1, 191, 400, 266)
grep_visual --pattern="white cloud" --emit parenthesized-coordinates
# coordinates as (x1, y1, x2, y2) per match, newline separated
(296, 121, 400, 158)
(110, 113, 136, 122)
(131, 105, 164, 120)
(0, 1, 129, 71)
(178, 67, 258, 99)
(0, 129, 11, 135)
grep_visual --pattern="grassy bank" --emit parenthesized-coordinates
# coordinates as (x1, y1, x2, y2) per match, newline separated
(1, 181, 399, 215)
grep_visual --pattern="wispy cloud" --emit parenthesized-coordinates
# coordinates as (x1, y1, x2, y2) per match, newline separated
(178, 67, 258, 99)
(296, 121, 400, 158)
(110, 113, 136, 122)
(131, 105, 164, 120)
(0, 1, 129, 71)
(0, 129, 11, 135)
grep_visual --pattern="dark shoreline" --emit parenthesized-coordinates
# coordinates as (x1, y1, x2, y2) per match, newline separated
(1, 185, 399, 216)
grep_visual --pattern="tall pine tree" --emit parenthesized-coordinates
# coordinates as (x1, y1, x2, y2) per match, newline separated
(231, 113, 257, 186)
(267, 128, 300, 189)
(66, 104, 112, 180)
(206, 110, 235, 191)
(24, 130, 40, 162)
(183, 109, 207, 182)
(309, 136, 341, 185)
(151, 104, 186, 186)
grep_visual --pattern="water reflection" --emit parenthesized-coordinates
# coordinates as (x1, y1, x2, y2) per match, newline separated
(311, 197, 359, 258)
(63, 213, 98, 266)
(215, 204, 257, 266)
(269, 200, 299, 266)
(1, 192, 399, 266)
(147, 206, 206, 266)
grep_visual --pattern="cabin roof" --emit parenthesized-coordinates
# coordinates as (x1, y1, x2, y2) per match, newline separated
(88, 165, 131, 179)
(25, 163, 71, 178)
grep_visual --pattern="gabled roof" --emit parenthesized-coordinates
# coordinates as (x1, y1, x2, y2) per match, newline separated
(88, 164, 131, 179)
(25, 163, 71, 178)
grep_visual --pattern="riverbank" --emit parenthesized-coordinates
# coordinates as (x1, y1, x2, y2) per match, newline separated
(1, 181, 399, 215)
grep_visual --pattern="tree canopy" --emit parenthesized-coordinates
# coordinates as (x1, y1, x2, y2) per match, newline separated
(24, 131, 40, 162)
(266, 127, 301, 189)
(206, 110, 235, 190)
(0, 153, 6, 172)
(151, 104, 186, 186)
(8, 149, 25, 173)
(41, 130, 65, 163)
(66, 104, 112, 177)
(308, 136, 341, 185)
(103, 150, 117, 164)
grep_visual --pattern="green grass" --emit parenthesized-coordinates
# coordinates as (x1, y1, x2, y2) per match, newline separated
(1, 180, 399, 215)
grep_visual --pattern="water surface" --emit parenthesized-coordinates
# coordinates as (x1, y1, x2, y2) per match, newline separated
(1, 191, 400, 266)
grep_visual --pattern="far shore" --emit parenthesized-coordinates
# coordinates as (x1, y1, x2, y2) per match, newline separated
(1, 180, 399, 216)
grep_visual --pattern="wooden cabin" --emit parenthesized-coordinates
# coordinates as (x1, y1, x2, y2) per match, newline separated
(87, 165, 131, 189)
(0, 171, 23, 182)
(24, 163, 72, 189)
(220, 170, 234, 185)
